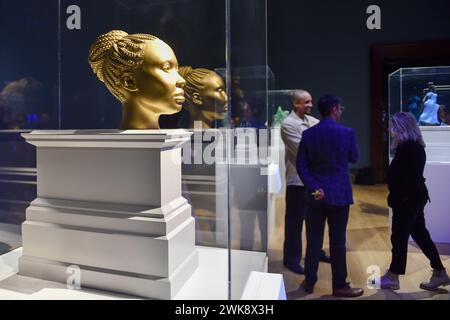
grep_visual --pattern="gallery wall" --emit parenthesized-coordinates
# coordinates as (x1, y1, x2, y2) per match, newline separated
(3, 0, 450, 169)
(268, 0, 450, 168)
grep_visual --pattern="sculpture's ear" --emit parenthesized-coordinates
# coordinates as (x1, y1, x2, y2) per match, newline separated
(192, 92, 203, 105)
(121, 73, 138, 92)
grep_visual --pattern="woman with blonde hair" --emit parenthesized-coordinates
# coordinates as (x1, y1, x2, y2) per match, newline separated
(380, 112, 449, 291)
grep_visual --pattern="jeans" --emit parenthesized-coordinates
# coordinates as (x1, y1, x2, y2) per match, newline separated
(305, 202, 349, 289)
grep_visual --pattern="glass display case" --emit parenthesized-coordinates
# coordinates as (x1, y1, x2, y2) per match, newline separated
(0, 0, 274, 300)
(388, 66, 450, 156)
(388, 66, 450, 126)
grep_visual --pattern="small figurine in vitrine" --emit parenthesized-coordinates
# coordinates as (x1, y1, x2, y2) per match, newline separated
(422, 82, 436, 100)
(419, 92, 440, 126)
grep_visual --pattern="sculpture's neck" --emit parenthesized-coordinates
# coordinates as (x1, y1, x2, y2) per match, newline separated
(187, 104, 222, 129)
(121, 100, 160, 130)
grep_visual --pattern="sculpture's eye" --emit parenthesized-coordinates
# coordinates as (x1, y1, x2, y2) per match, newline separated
(162, 63, 172, 72)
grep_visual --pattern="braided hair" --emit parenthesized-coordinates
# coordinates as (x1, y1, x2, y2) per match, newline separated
(88, 30, 158, 102)
(178, 66, 216, 103)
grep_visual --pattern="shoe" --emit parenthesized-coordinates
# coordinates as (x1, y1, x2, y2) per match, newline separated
(332, 283, 364, 298)
(319, 251, 331, 264)
(300, 280, 314, 294)
(380, 270, 400, 290)
(283, 262, 304, 274)
(420, 268, 450, 291)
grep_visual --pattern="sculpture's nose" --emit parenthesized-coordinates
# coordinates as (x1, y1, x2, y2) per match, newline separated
(176, 72, 186, 88)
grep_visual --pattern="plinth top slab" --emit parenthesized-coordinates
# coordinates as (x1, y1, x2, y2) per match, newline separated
(420, 126, 450, 132)
(22, 129, 192, 149)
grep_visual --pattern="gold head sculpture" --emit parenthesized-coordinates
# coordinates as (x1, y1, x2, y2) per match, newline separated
(88, 30, 186, 129)
(178, 66, 228, 129)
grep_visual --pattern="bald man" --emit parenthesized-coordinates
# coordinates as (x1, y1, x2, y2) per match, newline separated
(281, 90, 330, 274)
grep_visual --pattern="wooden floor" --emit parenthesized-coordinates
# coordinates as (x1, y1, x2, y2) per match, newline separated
(268, 184, 450, 300)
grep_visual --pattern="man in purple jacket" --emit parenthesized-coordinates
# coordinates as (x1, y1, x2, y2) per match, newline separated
(296, 94, 363, 298)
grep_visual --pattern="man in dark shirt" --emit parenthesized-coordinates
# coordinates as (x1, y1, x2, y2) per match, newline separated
(297, 94, 363, 298)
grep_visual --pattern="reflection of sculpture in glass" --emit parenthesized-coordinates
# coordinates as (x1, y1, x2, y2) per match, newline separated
(177, 66, 227, 129)
(88, 30, 186, 129)
(419, 92, 440, 126)
(0, 77, 49, 129)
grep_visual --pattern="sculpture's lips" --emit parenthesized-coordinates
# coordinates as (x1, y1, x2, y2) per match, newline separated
(174, 95, 185, 105)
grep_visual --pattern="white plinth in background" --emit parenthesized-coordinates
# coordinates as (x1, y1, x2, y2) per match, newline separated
(423, 163, 450, 244)
(422, 127, 450, 244)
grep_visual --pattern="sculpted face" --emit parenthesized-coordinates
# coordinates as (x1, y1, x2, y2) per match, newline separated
(131, 39, 186, 114)
(199, 72, 228, 114)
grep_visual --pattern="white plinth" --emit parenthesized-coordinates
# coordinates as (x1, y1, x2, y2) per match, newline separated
(0, 246, 274, 300)
(18, 130, 198, 299)
(424, 163, 450, 244)
(240, 271, 286, 300)
(181, 129, 228, 247)
(422, 126, 450, 162)
(421, 127, 450, 244)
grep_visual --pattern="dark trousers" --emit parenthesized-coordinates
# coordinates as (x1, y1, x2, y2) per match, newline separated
(305, 202, 349, 289)
(390, 205, 444, 274)
(283, 185, 308, 265)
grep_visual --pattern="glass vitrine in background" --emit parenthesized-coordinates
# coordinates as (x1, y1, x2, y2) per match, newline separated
(0, 0, 59, 256)
(388, 66, 450, 125)
(388, 66, 450, 156)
